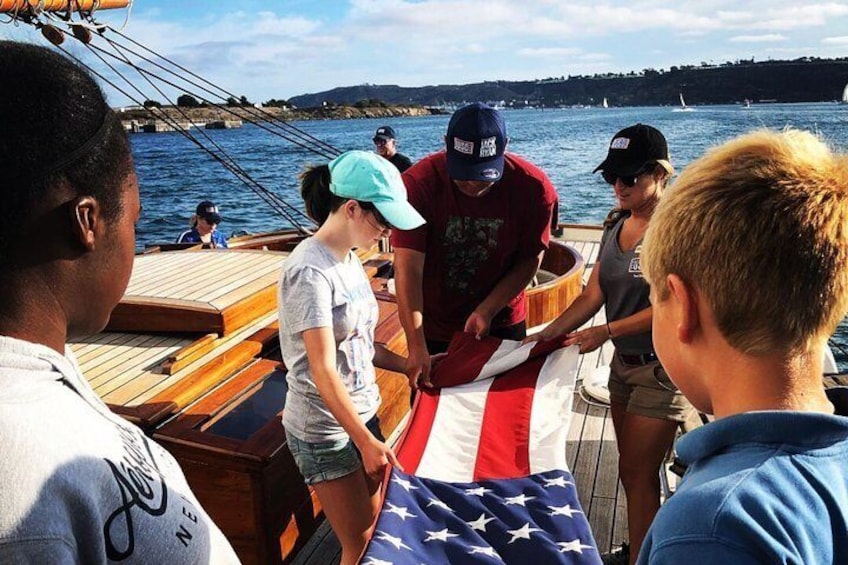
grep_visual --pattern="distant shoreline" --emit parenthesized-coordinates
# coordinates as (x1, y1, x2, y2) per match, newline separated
(117, 104, 443, 128)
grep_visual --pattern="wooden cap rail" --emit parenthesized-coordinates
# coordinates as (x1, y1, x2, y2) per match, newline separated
(70, 312, 278, 429)
(106, 249, 288, 336)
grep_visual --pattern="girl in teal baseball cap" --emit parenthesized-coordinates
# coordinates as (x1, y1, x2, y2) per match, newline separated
(278, 150, 423, 565)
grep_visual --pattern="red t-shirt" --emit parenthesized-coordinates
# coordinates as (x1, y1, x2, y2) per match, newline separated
(391, 152, 558, 342)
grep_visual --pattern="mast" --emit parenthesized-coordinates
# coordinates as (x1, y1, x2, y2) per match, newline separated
(679, 92, 686, 108)
(0, 0, 128, 12)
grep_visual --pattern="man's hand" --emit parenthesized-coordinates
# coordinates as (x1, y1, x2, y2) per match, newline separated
(405, 343, 432, 389)
(464, 310, 493, 340)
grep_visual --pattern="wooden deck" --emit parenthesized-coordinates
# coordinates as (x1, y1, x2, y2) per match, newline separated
(293, 226, 625, 564)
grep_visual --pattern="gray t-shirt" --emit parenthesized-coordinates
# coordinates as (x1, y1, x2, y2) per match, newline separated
(278, 237, 381, 442)
(598, 216, 654, 354)
(0, 336, 239, 564)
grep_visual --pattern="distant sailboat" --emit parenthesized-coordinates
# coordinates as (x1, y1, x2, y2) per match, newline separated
(672, 92, 695, 112)
(602, 97, 608, 109)
(841, 83, 848, 104)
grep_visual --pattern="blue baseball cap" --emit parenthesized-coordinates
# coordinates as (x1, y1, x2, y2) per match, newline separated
(328, 150, 425, 230)
(445, 102, 507, 182)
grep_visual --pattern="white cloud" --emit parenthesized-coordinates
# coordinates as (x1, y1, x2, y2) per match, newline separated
(517, 47, 583, 58)
(822, 36, 848, 44)
(3, 0, 848, 103)
(730, 34, 787, 42)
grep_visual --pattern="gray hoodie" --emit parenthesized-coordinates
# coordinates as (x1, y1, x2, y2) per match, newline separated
(0, 336, 240, 564)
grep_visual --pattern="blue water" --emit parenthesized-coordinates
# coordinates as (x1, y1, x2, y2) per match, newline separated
(129, 102, 848, 368)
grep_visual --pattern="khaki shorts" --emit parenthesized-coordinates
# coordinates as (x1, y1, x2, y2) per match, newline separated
(607, 353, 694, 422)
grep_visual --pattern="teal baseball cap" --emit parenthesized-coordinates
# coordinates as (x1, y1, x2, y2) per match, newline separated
(328, 150, 425, 230)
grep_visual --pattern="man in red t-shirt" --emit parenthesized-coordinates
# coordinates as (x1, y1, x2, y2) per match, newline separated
(391, 102, 558, 388)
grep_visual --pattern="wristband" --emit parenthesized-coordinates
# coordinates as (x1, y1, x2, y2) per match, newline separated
(606, 322, 613, 339)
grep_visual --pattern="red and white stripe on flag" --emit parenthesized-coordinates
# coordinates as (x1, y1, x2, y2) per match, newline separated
(396, 332, 580, 482)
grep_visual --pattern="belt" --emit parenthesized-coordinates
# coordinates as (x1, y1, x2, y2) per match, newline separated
(618, 351, 658, 366)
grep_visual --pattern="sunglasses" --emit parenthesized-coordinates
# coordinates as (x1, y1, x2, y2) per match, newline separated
(373, 138, 389, 146)
(602, 164, 656, 187)
(371, 207, 393, 230)
(359, 202, 393, 231)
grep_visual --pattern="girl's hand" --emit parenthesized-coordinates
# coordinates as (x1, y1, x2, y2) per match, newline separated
(360, 437, 403, 480)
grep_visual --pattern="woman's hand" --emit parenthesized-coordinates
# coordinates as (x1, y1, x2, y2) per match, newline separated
(359, 436, 404, 480)
(523, 324, 562, 344)
(563, 325, 609, 354)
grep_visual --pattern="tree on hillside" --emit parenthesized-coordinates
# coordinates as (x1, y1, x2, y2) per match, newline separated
(239, 95, 251, 107)
(264, 98, 292, 108)
(143, 99, 162, 108)
(177, 94, 200, 108)
(226, 96, 239, 107)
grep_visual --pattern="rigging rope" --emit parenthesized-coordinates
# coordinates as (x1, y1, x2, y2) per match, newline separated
(69, 38, 315, 231)
(74, 33, 313, 231)
(106, 27, 343, 158)
(86, 35, 338, 160)
(50, 35, 314, 233)
(5, 4, 354, 233)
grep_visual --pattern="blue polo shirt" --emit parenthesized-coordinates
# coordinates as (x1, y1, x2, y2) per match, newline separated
(176, 228, 228, 248)
(638, 387, 848, 564)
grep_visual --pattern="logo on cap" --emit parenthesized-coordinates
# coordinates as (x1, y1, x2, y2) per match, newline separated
(479, 136, 498, 158)
(454, 138, 475, 156)
(611, 137, 631, 150)
(481, 168, 501, 180)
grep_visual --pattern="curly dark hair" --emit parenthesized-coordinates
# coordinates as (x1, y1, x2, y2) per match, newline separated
(0, 41, 133, 263)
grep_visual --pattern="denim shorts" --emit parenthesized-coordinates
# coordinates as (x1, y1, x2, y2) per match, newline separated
(286, 415, 384, 486)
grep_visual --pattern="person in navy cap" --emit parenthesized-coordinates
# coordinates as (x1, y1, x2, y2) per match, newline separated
(391, 102, 558, 390)
(372, 125, 413, 172)
(177, 200, 228, 248)
(527, 123, 693, 565)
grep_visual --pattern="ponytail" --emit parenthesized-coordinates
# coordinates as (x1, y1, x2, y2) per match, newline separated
(300, 164, 346, 225)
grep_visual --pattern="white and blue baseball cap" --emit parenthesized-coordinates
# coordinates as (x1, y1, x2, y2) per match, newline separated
(445, 102, 508, 182)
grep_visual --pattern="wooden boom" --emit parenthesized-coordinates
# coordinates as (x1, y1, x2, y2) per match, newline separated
(0, 0, 128, 12)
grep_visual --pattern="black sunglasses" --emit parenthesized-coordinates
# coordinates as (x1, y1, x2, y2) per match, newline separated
(359, 201, 394, 230)
(371, 207, 393, 230)
(602, 164, 656, 187)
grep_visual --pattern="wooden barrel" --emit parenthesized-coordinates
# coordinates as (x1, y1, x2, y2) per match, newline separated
(526, 240, 585, 329)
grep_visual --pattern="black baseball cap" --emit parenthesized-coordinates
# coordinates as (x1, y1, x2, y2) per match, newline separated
(593, 124, 673, 176)
(373, 125, 397, 142)
(196, 200, 222, 224)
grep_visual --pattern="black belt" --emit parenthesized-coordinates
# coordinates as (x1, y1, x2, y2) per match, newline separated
(618, 351, 658, 366)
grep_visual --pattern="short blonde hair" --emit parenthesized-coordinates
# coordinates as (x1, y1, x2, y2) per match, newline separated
(642, 129, 848, 355)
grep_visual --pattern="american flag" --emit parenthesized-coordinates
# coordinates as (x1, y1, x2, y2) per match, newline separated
(361, 333, 601, 564)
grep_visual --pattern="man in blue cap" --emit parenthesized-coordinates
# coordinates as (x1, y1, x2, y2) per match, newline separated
(391, 102, 558, 388)
(373, 125, 413, 173)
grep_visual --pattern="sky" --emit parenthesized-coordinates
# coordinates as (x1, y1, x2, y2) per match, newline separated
(2, 0, 848, 104)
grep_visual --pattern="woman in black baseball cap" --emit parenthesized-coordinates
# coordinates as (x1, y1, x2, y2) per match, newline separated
(176, 200, 229, 248)
(527, 123, 693, 564)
